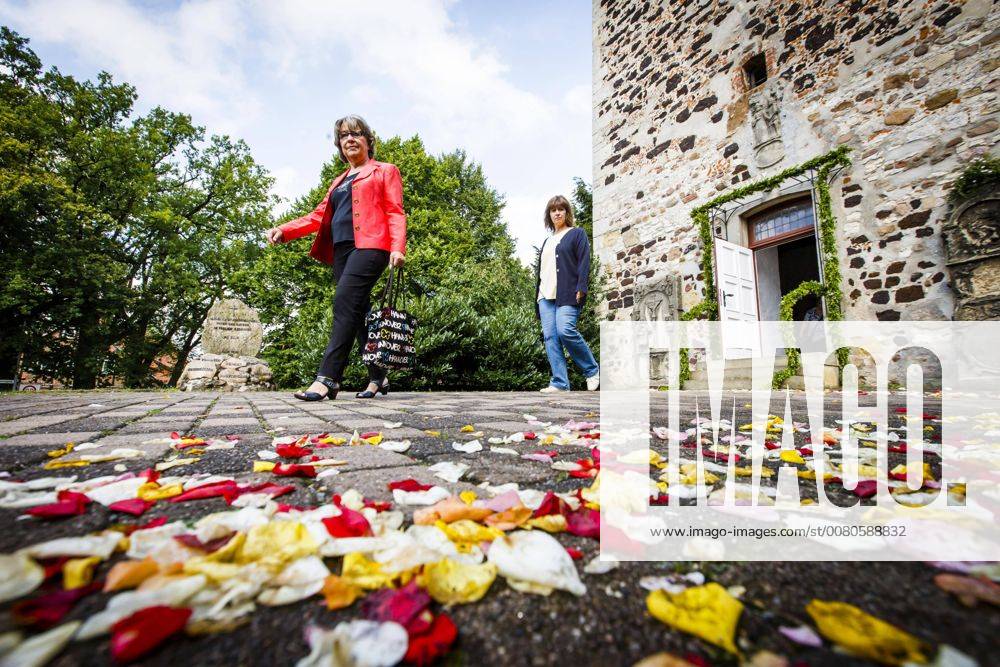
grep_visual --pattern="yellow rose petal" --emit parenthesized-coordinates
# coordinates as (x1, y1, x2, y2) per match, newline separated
(807, 600, 929, 665)
(419, 559, 497, 604)
(63, 556, 101, 590)
(646, 583, 742, 655)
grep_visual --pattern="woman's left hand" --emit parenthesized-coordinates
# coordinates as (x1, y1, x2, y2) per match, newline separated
(390, 251, 405, 267)
(576, 291, 584, 304)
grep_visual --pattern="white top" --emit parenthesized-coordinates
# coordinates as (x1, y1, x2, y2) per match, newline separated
(537, 227, 571, 301)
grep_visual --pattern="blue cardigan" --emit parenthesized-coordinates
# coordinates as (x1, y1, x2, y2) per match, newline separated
(534, 226, 591, 317)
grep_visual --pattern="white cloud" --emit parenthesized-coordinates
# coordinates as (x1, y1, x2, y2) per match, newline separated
(3, 0, 591, 263)
(0, 0, 260, 136)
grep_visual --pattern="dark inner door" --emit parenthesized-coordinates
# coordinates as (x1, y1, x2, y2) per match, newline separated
(777, 235, 821, 320)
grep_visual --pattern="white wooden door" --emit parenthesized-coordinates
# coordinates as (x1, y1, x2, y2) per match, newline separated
(715, 238, 759, 322)
(714, 238, 760, 359)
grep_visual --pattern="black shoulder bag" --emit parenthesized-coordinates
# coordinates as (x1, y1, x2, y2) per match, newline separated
(362, 265, 417, 370)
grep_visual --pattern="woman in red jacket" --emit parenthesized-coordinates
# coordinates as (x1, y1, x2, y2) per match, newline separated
(265, 114, 406, 400)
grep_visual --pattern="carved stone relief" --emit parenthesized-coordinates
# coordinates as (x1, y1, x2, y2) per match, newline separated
(943, 186, 1000, 321)
(631, 275, 682, 385)
(748, 85, 785, 169)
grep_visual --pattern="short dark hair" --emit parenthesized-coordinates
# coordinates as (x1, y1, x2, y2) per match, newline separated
(543, 195, 575, 233)
(333, 114, 376, 162)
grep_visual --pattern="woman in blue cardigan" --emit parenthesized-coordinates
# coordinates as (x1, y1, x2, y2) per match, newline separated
(534, 195, 600, 392)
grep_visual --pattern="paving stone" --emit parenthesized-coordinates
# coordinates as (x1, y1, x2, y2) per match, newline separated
(341, 405, 408, 417)
(199, 417, 260, 428)
(377, 427, 428, 440)
(0, 413, 87, 436)
(77, 434, 174, 458)
(119, 420, 195, 434)
(0, 431, 101, 447)
(267, 421, 330, 433)
(335, 417, 398, 430)
(97, 409, 160, 417)
(322, 445, 416, 471)
(478, 420, 537, 433)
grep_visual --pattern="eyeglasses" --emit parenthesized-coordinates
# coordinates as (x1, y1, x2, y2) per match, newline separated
(338, 130, 366, 140)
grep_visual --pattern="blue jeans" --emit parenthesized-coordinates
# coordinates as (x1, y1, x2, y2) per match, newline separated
(538, 299, 599, 390)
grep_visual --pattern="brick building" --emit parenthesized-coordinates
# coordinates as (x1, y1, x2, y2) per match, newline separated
(593, 0, 998, 329)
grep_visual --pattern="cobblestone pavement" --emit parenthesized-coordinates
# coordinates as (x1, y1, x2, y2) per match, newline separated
(0, 390, 995, 666)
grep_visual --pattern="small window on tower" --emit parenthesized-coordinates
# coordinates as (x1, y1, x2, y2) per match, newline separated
(743, 53, 767, 89)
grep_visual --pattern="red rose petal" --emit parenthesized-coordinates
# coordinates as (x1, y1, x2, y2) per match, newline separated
(12, 583, 100, 629)
(108, 499, 155, 516)
(532, 491, 568, 518)
(388, 479, 433, 492)
(275, 443, 313, 459)
(272, 463, 317, 478)
(276, 503, 315, 512)
(363, 499, 393, 512)
(360, 580, 430, 626)
(110, 605, 192, 663)
(24, 498, 89, 519)
(566, 507, 600, 539)
(322, 507, 372, 538)
(851, 480, 878, 498)
(174, 532, 236, 553)
(222, 482, 295, 505)
(404, 612, 458, 666)
(702, 449, 740, 463)
(565, 547, 584, 560)
(169, 480, 239, 503)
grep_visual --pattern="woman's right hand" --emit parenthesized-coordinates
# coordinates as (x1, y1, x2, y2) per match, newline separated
(265, 227, 284, 245)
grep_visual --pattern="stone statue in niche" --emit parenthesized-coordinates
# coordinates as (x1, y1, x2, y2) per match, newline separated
(748, 85, 785, 168)
(631, 275, 682, 386)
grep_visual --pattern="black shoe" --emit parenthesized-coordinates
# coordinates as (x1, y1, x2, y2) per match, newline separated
(356, 379, 389, 399)
(294, 376, 339, 401)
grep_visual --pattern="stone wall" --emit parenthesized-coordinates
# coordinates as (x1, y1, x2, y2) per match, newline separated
(593, 0, 999, 321)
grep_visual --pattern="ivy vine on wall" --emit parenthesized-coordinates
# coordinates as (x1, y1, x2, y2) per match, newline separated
(679, 145, 852, 388)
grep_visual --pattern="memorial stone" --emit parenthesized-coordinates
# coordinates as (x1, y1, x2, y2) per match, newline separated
(176, 299, 273, 391)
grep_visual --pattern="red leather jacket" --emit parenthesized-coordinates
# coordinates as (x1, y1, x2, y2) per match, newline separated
(278, 160, 407, 264)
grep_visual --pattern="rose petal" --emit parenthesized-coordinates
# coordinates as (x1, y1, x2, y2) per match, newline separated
(110, 605, 192, 663)
(404, 612, 458, 666)
(108, 499, 155, 516)
(360, 580, 430, 626)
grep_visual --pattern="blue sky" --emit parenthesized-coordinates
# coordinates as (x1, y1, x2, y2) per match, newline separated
(1, 0, 592, 262)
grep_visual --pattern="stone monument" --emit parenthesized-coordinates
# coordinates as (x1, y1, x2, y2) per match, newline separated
(176, 298, 273, 391)
(631, 275, 681, 386)
(943, 185, 1000, 321)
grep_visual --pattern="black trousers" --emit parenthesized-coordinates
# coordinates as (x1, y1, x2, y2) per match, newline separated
(317, 243, 390, 384)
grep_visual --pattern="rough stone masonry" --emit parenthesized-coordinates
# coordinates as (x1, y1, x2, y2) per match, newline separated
(593, 0, 999, 322)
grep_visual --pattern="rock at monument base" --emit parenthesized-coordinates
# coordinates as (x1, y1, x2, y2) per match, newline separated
(177, 354, 273, 392)
(177, 298, 273, 391)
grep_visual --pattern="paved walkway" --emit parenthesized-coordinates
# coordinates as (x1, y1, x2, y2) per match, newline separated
(0, 390, 994, 666)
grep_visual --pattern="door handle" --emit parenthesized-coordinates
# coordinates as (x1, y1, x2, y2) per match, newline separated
(723, 292, 734, 306)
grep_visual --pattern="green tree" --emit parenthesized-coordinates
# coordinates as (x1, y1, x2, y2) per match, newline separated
(233, 135, 553, 390)
(0, 27, 274, 388)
